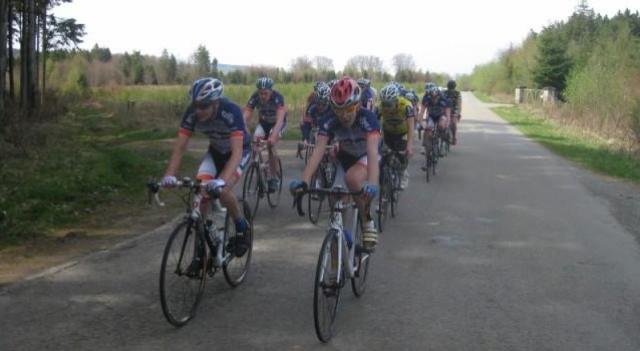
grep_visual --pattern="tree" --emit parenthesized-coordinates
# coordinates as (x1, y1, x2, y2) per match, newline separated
(158, 49, 178, 84)
(90, 43, 111, 62)
(192, 45, 210, 77)
(211, 57, 219, 78)
(313, 56, 334, 72)
(344, 55, 384, 80)
(1, 0, 8, 118)
(130, 51, 145, 84)
(533, 28, 572, 92)
(392, 53, 416, 73)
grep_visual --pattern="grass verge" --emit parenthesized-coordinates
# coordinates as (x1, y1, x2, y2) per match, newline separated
(493, 106, 640, 183)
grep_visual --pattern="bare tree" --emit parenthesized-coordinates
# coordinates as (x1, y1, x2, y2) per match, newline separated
(21, 0, 37, 110)
(0, 0, 8, 116)
(344, 55, 384, 80)
(392, 53, 416, 73)
(313, 56, 334, 72)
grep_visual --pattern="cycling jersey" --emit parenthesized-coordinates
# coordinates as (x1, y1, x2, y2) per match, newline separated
(246, 90, 286, 125)
(444, 89, 461, 117)
(302, 103, 332, 141)
(179, 98, 250, 154)
(379, 96, 415, 136)
(318, 108, 380, 160)
(360, 88, 375, 110)
(421, 92, 449, 119)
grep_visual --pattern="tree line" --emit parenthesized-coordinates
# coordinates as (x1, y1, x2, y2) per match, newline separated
(461, 0, 640, 150)
(1, 0, 85, 117)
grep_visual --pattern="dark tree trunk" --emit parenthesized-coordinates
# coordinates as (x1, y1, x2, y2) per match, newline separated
(0, 0, 8, 117)
(40, 2, 45, 104)
(20, 0, 36, 111)
(8, 1, 14, 100)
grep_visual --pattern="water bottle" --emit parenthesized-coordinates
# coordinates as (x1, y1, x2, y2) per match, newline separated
(344, 230, 353, 250)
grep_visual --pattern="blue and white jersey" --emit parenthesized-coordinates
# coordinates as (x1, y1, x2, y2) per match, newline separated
(180, 98, 250, 154)
(318, 109, 380, 159)
(421, 92, 449, 118)
(304, 103, 333, 127)
(246, 90, 286, 125)
(360, 88, 375, 110)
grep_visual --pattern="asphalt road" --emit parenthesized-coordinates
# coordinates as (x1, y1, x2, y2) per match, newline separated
(2, 93, 640, 350)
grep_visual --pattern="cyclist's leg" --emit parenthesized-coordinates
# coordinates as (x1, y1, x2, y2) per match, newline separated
(266, 121, 286, 190)
(196, 151, 218, 215)
(344, 155, 378, 249)
(215, 150, 251, 221)
(450, 114, 458, 144)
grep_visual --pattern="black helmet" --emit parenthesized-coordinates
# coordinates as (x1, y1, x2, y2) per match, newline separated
(447, 80, 457, 90)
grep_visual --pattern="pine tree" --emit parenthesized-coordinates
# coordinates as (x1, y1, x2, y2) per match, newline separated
(533, 29, 572, 92)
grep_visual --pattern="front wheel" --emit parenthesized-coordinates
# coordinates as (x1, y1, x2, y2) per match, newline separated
(242, 162, 261, 219)
(308, 170, 325, 225)
(159, 220, 208, 327)
(313, 229, 342, 343)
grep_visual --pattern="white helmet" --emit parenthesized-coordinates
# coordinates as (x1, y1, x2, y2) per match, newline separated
(190, 77, 224, 104)
(379, 84, 400, 102)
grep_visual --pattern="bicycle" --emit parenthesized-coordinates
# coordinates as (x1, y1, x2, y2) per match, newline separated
(147, 178, 253, 327)
(422, 126, 440, 182)
(377, 147, 405, 232)
(242, 138, 283, 219)
(308, 144, 337, 224)
(294, 187, 372, 343)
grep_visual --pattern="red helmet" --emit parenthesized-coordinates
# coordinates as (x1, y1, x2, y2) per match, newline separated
(330, 77, 361, 108)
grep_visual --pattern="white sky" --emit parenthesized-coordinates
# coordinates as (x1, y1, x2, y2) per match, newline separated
(52, 0, 639, 75)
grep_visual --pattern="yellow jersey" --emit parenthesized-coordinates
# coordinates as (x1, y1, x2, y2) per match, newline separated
(379, 97, 415, 135)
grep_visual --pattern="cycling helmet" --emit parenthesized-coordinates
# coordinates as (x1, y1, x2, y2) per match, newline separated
(405, 90, 418, 104)
(315, 83, 331, 102)
(256, 77, 274, 90)
(328, 79, 337, 88)
(189, 77, 224, 104)
(379, 84, 400, 102)
(424, 82, 437, 92)
(330, 77, 361, 108)
(447, 80, 457, 89)
(313, 80, 325, 92)
(357, 78, 371, 88)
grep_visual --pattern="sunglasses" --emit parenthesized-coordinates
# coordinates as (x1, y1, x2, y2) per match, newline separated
(333, 104, 358, 117)
(194, 101, 214, 110)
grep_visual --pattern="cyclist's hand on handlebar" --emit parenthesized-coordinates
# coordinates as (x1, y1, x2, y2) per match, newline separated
(160, 175, 178, 188)
(289, 180, 308, 196)
(406, 146, 414, 158)
(205, 179, 226, 195)
(362, 182, 379, 199)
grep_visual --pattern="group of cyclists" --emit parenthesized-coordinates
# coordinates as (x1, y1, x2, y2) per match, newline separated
(159, 74, 462, 265)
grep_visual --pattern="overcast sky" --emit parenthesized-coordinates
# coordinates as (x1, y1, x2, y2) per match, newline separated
(53, 0, 638, 75)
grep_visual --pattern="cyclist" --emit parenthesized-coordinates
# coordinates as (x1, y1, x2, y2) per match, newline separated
(290, 77, 381, 252)
(243, 77, 287, 193)
(301, 83, 332, 146)
(357, 78, 375, 111)
(418, 82, 450, 156)
(298, 81, 327, 158)
(444, 80, 462, 145)
(161, 77, 252, 259)
(378, 83, 415, 190)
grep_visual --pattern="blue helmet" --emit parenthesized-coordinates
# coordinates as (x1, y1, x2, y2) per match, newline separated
(189, 77, 224, 104)
(379, 84, 400, 102)
(256, 77, 274, 90)
(424, 82, 437, 92)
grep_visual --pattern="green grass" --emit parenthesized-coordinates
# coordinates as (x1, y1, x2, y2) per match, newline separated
(493, 106, 640, 183)
(472, 91, 496, 103)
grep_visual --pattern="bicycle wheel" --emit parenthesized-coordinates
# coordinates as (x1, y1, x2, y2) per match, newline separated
(223, 200, 253, 287)
(377, 169, 390, 233)
(390, 170, 398, 219)
(313, 229, 342, 343)
(308, 169, 325, 225)
(351, 217, 370, 297)
(242, 162, 261, 219)
(424, 146, 431, 183)
(267, 157, 283, 208)
(159, 220, 208, 327)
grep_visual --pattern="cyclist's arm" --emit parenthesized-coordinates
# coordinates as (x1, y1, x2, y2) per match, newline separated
(366, 132, 380, 187)
(218, 136, 243, 183)
(242, 107, 254, 131)
(302, 134, 328, 184)
(164, 133, 190, 176)
(270, 106, 287, 142)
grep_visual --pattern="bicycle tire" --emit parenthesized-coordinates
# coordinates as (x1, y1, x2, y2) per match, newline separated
(377, 168, 390, 233)
(308, 170, 325, 225)
(390, 170, 398, 219)
(351, 217, 370, 297)
(313, 229, 341, 343)
(159, 220, 208, 327)
(223, 200, 253, 287)
(267, 157, 283, 208)
(242, 162, 261, 219)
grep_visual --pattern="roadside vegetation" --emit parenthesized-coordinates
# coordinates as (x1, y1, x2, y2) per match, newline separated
(460, 3, 640, 157)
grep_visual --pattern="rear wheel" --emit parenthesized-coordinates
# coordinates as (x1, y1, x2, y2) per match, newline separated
(267, 157, 283, 208)
(223, 201, 253, 287)
(351, 217, 370, 297)
(377, 169, 391, 232)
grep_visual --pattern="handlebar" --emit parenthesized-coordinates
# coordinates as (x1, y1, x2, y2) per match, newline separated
(147, 177, 220, 207)
(293, 187, 364, 217)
